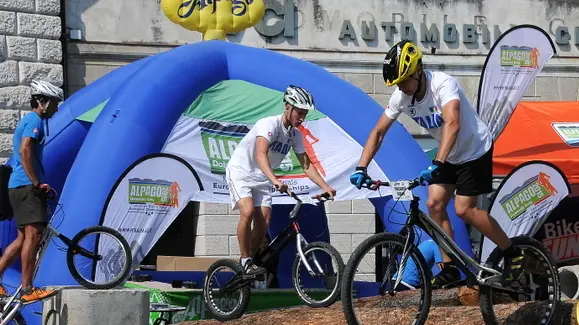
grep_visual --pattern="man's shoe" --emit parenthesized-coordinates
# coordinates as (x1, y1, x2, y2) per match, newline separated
(241, 258, 267, 279)
(245, 263, 267, 276)
(501, 246, 526, 286)
(20, 287, 57, 304)
(431, 262, 461, 289)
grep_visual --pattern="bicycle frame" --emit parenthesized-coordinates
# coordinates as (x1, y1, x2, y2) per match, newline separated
(253, 196, 324, 277)
(366, 179, 503, 293)
(397, 191, 503, 289)
(0, 195, 96, 325)
(0, 222, 60, 325)
(223, 194, 328, 292)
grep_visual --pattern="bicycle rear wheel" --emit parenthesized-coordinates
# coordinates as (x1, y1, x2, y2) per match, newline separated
(67, 226, 132, 289)
(203, 259, 251, 322)
(479, 236, 561, 325)
(292, 241, 344, 308)
(341, 232, 432, 325)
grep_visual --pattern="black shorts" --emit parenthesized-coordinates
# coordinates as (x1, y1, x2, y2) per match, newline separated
(432, 145, 494, 196)
(8, 185, 48, 228)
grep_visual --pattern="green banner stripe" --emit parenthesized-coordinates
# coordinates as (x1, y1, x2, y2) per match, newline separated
(76, 98, 110, 123)
(184, 80, 326, 123)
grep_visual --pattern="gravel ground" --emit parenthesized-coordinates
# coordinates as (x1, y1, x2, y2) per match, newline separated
(178, 288, 576, 325)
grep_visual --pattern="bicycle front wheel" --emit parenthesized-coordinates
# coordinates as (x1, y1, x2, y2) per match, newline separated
(67, 226, 132, 289)
(341, 232, 432, 325)
(292, 241, 344, 308)
(479, 236, 561, 325)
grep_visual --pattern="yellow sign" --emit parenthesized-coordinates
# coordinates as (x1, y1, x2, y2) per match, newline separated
(161, 0, 265, 41)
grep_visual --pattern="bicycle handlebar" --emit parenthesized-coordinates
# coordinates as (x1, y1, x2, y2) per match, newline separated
(311, 191, 333, 202)
(361, 177, 422, 192)
(289, 191, 333, 203)
(36, 186, 58, 200)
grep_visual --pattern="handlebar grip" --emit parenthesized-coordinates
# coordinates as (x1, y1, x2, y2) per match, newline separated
(319, 192, 331, 199)
(362, 179, 390, 190)
(311, 192, 332, 202)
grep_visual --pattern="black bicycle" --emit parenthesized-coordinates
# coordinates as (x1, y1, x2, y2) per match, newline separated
(340, 177, 561, 325)
(202, 191, 345, 322)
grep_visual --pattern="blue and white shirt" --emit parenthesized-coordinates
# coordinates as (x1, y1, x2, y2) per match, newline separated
(385, 71, 492, 164)
(227, 114, 305, 184)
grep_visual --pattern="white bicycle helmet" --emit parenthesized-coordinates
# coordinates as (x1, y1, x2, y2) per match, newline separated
(283, 85, 316, 110)
(30, 79, 64, 101)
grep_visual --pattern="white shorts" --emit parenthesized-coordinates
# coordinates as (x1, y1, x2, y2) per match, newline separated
(225, 166, 272, 211)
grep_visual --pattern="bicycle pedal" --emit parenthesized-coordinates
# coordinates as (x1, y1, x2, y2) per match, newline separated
(441, 279, 464, 289)
(243, 273, 265, 281)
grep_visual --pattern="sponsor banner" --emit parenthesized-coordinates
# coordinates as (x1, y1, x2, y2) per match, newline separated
(533, 196, 579, 264)
(162, 115, 391, 205)
(477, 25, 556, 141)
(552, 122, 579, 147)
(99, 154, 202, 282)
(480, 161, 569, 263)
(160, 79, 391, 205)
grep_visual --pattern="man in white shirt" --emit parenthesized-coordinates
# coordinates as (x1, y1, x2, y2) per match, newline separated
(226, 85, 336, 276)
(350, 40, 526, 288)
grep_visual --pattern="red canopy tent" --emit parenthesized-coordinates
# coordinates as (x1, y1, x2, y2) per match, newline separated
(493, 101, 579, 194)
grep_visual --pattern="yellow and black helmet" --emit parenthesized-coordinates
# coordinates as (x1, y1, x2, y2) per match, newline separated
(382, 40, 423, 86)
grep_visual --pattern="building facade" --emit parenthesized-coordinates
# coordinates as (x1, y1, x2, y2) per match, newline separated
(2, 0, 579, 262)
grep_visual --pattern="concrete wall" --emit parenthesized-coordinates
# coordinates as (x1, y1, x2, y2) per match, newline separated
(0, 0, 63, 161)
(66, 0, 579, 56)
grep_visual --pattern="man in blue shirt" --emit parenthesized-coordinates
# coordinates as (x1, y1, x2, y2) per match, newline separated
(0, 80, 63, 303)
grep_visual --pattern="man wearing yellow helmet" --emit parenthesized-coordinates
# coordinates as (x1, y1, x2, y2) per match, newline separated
(350, 40, 525, 288)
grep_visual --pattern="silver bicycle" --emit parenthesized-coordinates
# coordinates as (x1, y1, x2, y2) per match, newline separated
(0, 188, 132, 325)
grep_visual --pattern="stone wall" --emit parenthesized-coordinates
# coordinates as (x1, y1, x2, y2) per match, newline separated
(0, 0, 63, 161)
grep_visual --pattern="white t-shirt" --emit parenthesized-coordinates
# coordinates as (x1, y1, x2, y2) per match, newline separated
(227, 114, 305, 183)
(385, 71, 492, 165)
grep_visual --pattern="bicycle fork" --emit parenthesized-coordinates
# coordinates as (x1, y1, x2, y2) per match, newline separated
(295, 233, 325, 277)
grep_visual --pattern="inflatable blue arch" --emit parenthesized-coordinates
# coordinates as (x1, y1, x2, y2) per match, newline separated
(1, 40, 472, 322)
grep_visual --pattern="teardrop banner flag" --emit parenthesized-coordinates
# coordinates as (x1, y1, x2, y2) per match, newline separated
(476, 24, 556, 141)
(480, 161, 570, 263)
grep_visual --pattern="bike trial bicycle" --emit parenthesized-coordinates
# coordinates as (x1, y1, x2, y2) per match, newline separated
(203, 191, 345, 322)
(340, 176, 561, 325)
(0, 188, 133, 325)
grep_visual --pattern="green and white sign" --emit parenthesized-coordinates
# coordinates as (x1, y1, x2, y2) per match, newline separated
(124, 282, 331, 323)
(500, 46, 537, 67)
(500, 177, 552, 220)
(552, 122, 579, 147)
(161, 79, 390, 205)
(481, 161, 569, 263)
(128, 179, 172, 205)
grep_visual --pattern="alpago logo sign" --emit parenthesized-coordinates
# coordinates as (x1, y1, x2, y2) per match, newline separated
(499, 172, 558, 220)
(552, 122, 579, 147)
(128, 178, 181, 208)
(500, 45, 539, 68)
